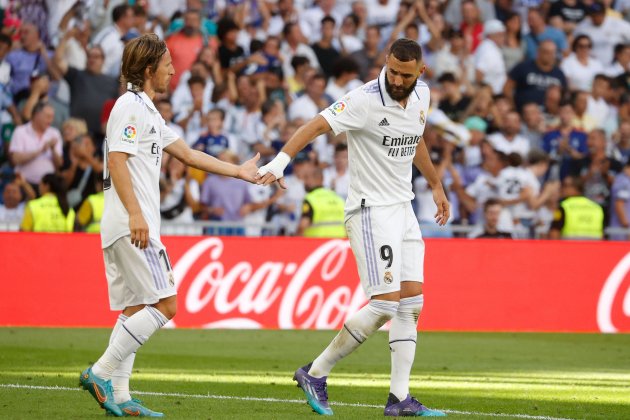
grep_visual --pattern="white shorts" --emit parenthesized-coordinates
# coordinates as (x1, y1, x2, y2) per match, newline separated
(346, 202, 424, 298)
(103, 236, 176, 311)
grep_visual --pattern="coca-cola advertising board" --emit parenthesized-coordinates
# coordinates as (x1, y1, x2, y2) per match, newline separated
(0, 233, 628, 333)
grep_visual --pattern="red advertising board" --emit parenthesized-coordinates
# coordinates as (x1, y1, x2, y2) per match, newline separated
(0, 233, 628, 332)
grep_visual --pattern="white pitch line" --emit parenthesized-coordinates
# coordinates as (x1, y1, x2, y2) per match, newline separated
(0, 383, 574, 420)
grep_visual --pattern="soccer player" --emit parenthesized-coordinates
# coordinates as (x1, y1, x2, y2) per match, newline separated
(79, 34, 259, 417)
(257, 38, 449, 417)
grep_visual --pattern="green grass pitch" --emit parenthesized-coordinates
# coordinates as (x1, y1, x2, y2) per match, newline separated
(0, 328, 629, 419)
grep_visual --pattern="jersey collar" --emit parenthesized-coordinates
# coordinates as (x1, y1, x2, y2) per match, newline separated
(137, 91, 159, 113)
(377, 67, 421, 109)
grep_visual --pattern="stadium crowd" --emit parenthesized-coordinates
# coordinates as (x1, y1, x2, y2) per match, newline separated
(0, 0, 629, 240)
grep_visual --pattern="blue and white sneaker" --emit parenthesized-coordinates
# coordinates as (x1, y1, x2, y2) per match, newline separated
(384, 393, 446, 417)
(293, 363, 333, 416)
(79, 367, 123, 417)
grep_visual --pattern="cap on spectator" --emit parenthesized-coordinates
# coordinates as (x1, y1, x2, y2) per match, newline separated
(294, 151, 310, 164)
(464, 116, 488, 133)
(483, 20, 506, 37)
(588, 1, 606, 14)
(121, 29, 140, 42)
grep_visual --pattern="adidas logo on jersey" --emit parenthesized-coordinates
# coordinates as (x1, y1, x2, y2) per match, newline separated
(149, 126, 157, 134)
(378, 118, 390, 126)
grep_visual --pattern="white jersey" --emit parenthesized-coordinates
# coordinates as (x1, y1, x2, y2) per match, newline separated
(320, 68, 431, 215)
(101, 91, 180, 248)
(497, 166, 539, 220)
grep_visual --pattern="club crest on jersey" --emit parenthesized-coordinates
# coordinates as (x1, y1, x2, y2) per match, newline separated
(328, 100, 347, 116)
(419, 110, 426, 125)
(384, 271, 393, 284)
(122, 124, 137, 144)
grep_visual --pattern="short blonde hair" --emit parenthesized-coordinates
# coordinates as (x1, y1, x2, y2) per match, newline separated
(62, 118, 88, 136)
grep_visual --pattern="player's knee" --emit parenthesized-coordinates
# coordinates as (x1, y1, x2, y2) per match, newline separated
(154, 297, 177, 320)
(397, 294, 424, 323)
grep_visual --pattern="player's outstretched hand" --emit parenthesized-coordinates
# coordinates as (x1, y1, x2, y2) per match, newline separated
(433, 188, 450, 226)
(129, 212, 149, 249)
(256, 171, 287, 189)
(237, 153, 261, 184)
(255, 153, 290, 189)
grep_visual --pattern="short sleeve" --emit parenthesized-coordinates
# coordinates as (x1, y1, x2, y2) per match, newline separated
(8, 127, 25, 153)
(319, 88, 369, 136)
(161, 116, 180, 148)
(106, 100, 142, 155)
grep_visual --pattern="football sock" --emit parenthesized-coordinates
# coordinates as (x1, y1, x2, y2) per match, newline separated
(92, 306, 167, 380)
(309, 300, 399, 378)
(107, 314, 135, 403)
(389, 295, 424, 400)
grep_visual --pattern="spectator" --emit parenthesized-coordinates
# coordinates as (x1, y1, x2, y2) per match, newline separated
(217, 17, 247, 75)
(474, 19, 506, 95)
(300, 0, 344, 44)
(433, 29, 473, 82)
(574, 1, 630, 66)
(504, 40, 567, 112)
(543, 84, 563, 128)
(323, 143, 349, 200)
(462, 116, 488, 169)
(548, 0, 588, 35)
(444, 0, 495, 29)
(542, 101, 588, 179)
(524, 8, 567, 61)
(297, 165, 346, 237)
(560, 35, 604, 92)
(487, 112, 531, 157)
(132, 4, 164, 40)
(155, 99, 185, 141)
(171, 60, 215, 118)
(350, 25, 382, 81)
(0, 173, 35, 224)
(6, 23, 58, 103)
(336, 13, 363, 54)
(572, 90, 598, 132)
(280, 22, 320, 79)
(53, 34, 118, 140)
(76, 176, 104, 233)
(91, 4, 135, 77)
(473, 199, 513, 238)
(227, 75, 263, 158)
(9, 102, 62, 189)
(160, 155, 200, 223)
(271, 145, 309, 235)
(175, 75, 211, 145)
(194, 108, 230, 157)
(605, 43, 630, 78)
(167, 9, 205, 89)
(254, 99, 285, 160)
(286, 55, 311, 95)
(20, 173, 75, 232)
(502, 11, 525, 72)
(520, 102, 546, 151)
(242, 183, 282, 236)
(312, 16, 341, 79)
(612, 120, 630, 164)
(325, 57, 362, 100)
(587, 74, 615, 129)
(608, 160, 630, 240)
(61, 133, 103, 209)
(549, 175, 604, 239)
(460, 0, 483, 53)
(438, 72, 471, 123)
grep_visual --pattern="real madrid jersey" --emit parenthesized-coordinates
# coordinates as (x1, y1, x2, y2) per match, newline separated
(101, 91, 179, 248)
(319, 68, 431, 215)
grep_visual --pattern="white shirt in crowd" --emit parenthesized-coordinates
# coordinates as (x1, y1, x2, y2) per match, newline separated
(101, 91, 179, 248)
(0, 202, 25, 224)
(574, 16, 630, 66)
(465, 171, 515, 231)
(496, 166, 539, 221)
(320, 68, 431, 215)
(487, 132, 531, 158)
(323, 167, 350, 200)
(560, 53, 604, 92)
(325, 78, 363, 103)
(160, 178, 199, 223)
(289, 94, 333, 165)
(91, 23, 125, 77)
(474, 38, 507, 95)
(243, 184, 272, 236)
(280, 42, 320, 78)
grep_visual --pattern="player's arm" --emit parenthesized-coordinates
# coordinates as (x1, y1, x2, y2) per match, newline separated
(164, 138, 260, 183)
(413, 139, 450, 225)
(108, 151, 149, 249)
(256, 115, 332, 187)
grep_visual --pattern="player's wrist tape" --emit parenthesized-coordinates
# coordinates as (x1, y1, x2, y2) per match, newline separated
(260, 152, 291, 179)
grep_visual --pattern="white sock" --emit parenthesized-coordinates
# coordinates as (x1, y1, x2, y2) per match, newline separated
(309, 300, 399, 378)
(389, 295, 424, 400)
(92, 306, 167, 380)
(107, 314, 136, 403)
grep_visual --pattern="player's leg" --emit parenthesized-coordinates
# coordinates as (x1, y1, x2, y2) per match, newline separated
(295, 205, 403, 415)
(384, 203, 445, 417)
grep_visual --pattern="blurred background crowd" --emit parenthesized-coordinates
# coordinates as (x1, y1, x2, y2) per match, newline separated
(0, 0, 629, 240)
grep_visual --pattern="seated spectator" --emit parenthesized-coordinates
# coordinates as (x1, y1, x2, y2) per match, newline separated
(0, 173, 35, 224)
(560, 35, 604, 92)
(487, 112, 530, 157)
(473, 198, 513, 238)
(323, 143, 350, 200)
(548, 0, 588, 35)
(160, 155, 200, 224)
(325, 56, 362, 100)
(91, 4, 135, 77)
(286, 55, 311, 96)
(76, 176, 104, 233)
(61, 134, 103, 209)
(434, 28, 473, 82)
(312, 16, 341, 79)
(297, 165, 346, 238)
(460, 0, 484, 53)
(60, 117, 88, 169)
(336, 13, 363, 54)
(438, 72, 471, 123)
(542, 101, 588, 179)
(194, 108, 230, 157)
(550, 175, 604, 239)
(171, 60, 216, 118)
(571, 90, 598, 132)
(271, 149, 310, 235)
(254, 99, 285, 161)
(9, 102, 62, 190)
(350, 25, 383, 82)
(166, 8, 205, 89)
(524, 8, 567, 61)
(176, 75, 211, 145)
(520, 102, 546, 151)
(612, 120, 630, 164)
(504, 40, 567, 112)
(281, 22, 321, 79)
(604, 43, 630, 78)
(587, 74, 615, 129)
(20, 173, 75, 232)
(502, 11, 525, 72)
(155, 99, 185, 141)
(609, 160, 630, 240)
(474, 19, 506, 95)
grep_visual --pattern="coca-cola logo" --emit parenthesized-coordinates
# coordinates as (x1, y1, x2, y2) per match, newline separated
(597, 252, 630, 333)
(171, 238, 367, 329)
